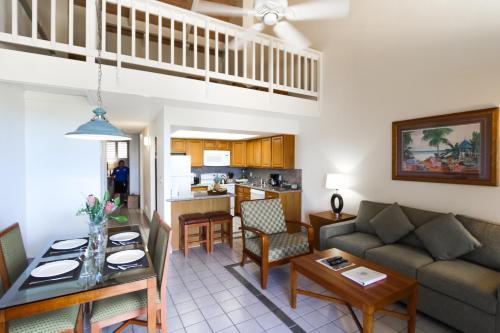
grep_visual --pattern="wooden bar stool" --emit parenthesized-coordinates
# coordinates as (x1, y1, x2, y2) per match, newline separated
(179, 213, 210, 256)
(206, 211, 233, 253)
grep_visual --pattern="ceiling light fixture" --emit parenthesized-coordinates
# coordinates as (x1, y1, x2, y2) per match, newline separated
(66, 0, 130, 141)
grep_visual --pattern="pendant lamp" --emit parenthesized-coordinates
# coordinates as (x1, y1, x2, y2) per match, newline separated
(66, 0, 130, 141)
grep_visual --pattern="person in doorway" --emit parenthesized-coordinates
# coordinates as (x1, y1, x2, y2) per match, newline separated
(112, 160, 129, 203)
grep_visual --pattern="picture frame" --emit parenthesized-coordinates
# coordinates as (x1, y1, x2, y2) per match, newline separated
(392, 108, 498, 186)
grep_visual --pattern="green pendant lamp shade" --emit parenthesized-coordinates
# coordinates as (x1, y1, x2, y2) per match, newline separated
(66, 108, 130, 141)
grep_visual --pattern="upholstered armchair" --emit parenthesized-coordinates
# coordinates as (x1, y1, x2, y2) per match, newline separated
(240, 199, 314, 289)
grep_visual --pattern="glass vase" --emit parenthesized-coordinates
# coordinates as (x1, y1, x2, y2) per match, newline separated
(87, 221, 107, 260)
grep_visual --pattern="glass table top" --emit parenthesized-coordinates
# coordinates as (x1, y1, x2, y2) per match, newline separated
(0, 225, 156, 310)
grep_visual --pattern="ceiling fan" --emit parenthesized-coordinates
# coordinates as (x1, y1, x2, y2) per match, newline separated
(193, 0, 349, 50)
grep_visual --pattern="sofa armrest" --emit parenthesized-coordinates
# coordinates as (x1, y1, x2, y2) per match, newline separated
(319, 220, 356, 250)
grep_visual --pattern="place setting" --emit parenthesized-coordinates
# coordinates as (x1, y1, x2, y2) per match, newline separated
(21, 257, 83, 289)
(107, 231, 143, 248)
(103, 249, 149, 275)
(43, 237, 89, 258)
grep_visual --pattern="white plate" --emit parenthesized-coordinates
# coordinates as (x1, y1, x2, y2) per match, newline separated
(51, 238, 88, 250)
(106, 249, 145, 265)
(31, 260, 80, 278)
(109, 232, 140, 242)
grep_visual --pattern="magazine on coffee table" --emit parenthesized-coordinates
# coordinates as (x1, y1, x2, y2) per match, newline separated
(316, 256, 356, 271)
(341, 266, 387, 286)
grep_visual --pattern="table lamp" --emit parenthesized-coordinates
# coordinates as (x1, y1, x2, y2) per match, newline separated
(325, 173, 348, 217)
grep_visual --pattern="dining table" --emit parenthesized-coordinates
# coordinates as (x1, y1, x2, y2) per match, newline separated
(0, 225, 157, 333)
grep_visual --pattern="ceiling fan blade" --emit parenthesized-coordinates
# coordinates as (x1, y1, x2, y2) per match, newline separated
(193, 0, 254, 17)
(230, 23, 265, 50)
(286, 0, 350, 21)
(273, 21, 311, 50)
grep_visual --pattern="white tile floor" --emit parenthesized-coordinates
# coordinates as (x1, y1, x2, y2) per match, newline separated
(101, 240, 460, 333)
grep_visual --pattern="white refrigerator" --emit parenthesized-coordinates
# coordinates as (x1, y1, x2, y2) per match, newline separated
(169, 155, 192, 198)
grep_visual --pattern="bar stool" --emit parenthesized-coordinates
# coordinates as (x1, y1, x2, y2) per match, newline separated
(205, 211, 233, 253)
(179, 213, 210, 257)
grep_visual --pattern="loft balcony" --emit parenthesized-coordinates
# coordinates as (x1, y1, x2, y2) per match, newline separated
(0, 0, 322, 112)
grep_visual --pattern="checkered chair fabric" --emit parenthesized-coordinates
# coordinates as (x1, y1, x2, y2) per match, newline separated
(245, 232, 310, 261)
(240, 199, 287, 238)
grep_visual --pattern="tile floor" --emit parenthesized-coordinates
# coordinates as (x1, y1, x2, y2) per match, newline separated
(116, 240, 459, 333)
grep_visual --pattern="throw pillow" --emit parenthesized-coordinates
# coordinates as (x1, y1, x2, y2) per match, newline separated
(415, 213, 482, 260)
(369, 203, 415, 244)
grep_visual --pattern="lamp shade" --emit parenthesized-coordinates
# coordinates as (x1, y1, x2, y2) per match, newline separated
(325, 173, 349, 190)
(66, 108, 130, 141)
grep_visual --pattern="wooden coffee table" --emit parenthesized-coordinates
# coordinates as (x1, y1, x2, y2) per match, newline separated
(290, 249, 418, 333)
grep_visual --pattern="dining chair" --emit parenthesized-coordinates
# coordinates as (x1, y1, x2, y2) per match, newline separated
(240, 199, 314, 289)
(147, 211, 161, 261)
(90, 219, 172, 333)
(0, 223, 83, 333)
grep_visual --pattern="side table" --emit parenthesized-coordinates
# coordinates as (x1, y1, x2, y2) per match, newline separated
(309, 211, 356, 250)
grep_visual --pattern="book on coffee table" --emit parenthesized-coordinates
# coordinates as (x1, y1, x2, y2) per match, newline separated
(341, 266, 387, 286)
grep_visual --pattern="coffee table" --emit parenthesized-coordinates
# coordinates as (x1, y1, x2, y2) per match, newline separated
(290, 248, 418, 333)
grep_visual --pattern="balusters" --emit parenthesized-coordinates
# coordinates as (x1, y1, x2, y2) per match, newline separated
(243, 40, 247, 78)
(276, 47, 280, 86)
(283, 49, 287, 87)
(304, 56, 309, 91)
(11, 0, 17, 36)
(260, 43, 264, 82)
(131, 2, 135, 58)
(251, 41, 255, 80)
(170, 18, 174, 65)
(233, 36, 238, 76)
(101, 0, 106, 52)
(224, 33, 229, 75)
(182, 19, 186, 67)
(194, 25, 198, 69)
(291, 53, 295, 88)
(117, 1, 121, 57)
(297, 54, 301, 90)
(215, 29, 219, 73)
(145, 4, 149, 61)
(50, 0, 56, 44)
(68, 0, 73, 45)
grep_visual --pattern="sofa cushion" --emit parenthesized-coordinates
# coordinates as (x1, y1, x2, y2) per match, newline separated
(354, 201, 390, 235)
(327, 232, 383, 258)
(369, 203, 414, 244)
(457, 215, 500, 272)
(418, 259, 500, 315)
(415, 213, 481, 260)
(365, 244, 433, 278)
(398, 206, 445, 249)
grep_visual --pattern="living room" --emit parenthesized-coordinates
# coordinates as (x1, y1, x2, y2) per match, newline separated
(0, 0, 499, 332)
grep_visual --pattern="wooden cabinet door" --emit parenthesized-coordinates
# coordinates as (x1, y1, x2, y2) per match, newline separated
(261, 138, 272, 167)
(171, 139, 186, 154)
(186, 140, 203, 167)
(246, 140, 254, 167)
(265, 191, 279, 199)
(231, 141, 246, 167)
(253, 139, 262, 167)
(217, 141, 230, 150)
(204, 140, 217, 150)
(271, 136, 284, 168)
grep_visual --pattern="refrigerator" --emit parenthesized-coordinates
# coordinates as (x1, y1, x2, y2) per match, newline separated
(169, 155, 192, 198)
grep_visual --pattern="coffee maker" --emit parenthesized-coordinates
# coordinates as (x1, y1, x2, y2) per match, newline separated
(269, 173, 283, 187)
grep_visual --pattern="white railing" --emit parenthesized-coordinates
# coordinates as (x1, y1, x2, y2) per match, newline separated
(0, 0, 321, 99)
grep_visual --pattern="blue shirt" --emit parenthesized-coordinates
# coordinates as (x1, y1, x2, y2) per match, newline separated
(112, 166, 129, 183)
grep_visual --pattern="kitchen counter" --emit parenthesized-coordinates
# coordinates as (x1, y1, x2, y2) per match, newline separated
(166, 192, 234, 202)
(235, 183, 302, 193)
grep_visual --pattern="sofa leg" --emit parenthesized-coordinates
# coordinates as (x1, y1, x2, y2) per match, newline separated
(260, 263, 269, 289)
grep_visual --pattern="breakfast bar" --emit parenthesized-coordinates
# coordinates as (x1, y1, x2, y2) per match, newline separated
(167, 192, 234, 250)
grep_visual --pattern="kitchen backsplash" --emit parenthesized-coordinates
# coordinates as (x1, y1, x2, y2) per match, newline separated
(191, 167, 302, 188)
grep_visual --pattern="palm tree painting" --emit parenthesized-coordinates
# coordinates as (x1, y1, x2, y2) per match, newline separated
(401, 123, 481, 174)
(393, 108, 498, 186)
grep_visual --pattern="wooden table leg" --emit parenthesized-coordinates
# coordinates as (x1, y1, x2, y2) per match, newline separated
(362, 307, 375, 333)
(290, 262, 297, 308)
(147, 277, 157, 333)
(0, 309, 6, 333)
(407, 287, 418, 333)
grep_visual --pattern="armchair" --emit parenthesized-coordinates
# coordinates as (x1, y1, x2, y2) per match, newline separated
(240, 199, 314, 289)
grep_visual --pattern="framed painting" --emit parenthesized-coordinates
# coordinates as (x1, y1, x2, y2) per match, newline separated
(392, 108, 498, 186)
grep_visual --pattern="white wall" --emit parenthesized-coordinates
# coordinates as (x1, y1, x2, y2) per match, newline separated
(24, 92, 102, 256)
(128, 134, 140, 195)
(297, 0, 500, 223)
(0, 83, 27, 241)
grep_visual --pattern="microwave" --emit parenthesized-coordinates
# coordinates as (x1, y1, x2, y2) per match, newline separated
(203, 150, 231, 166)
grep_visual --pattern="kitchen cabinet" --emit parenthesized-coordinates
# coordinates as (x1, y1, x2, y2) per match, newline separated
(272, 135, 295, 169)
(246, 140, 255, 167)
(171, 139, 186, 154)
(204, 140, 230, 150)
(235, 185, 251, 216)
(231, 141, 246, 167)
(253, 139, 262, 167)
(186, 140, 203, 167)
(261, 138, 272, 168)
